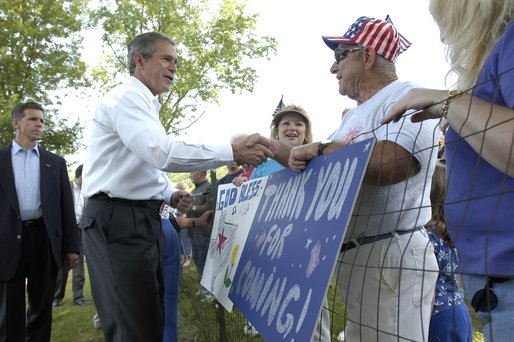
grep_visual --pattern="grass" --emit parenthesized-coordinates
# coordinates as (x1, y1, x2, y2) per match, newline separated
(50, 263, 485, 341)
(50, 265, 102, 342)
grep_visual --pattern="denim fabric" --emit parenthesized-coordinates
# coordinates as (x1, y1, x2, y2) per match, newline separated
(460, 274, 514, 342)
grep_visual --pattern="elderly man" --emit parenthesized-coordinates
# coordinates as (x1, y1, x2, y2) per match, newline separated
(289, 16, 439, 341)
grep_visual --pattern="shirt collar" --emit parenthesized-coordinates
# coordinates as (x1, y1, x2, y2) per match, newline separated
(129, 76, 162, 112)
(11, 140, 40, 157)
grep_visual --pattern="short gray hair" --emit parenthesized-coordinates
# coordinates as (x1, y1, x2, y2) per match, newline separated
(12, 101, 44, 120)
(127, 32, 175, 75)
(353, 48, 396, 73)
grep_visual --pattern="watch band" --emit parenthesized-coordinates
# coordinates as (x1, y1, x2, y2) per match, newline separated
(317, 140, 332, 156)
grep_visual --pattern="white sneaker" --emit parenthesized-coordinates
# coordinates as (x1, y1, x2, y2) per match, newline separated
(336, 330, 346, 342)
(243, 322, 259, 336)
(93, 314, 102, 329)
(201, 293, 215, 303)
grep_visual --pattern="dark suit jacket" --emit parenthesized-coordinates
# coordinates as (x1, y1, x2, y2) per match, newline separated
(0, 143, 79, 281)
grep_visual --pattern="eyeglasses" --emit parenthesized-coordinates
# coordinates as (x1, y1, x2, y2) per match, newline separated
(334, 47, 364, 64)
(471, 278, 498, 312)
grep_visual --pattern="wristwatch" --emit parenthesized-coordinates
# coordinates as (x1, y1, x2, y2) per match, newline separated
(317, 140, 332, 156)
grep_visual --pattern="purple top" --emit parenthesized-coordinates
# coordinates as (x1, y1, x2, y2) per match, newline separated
(444, 20, 514, 276)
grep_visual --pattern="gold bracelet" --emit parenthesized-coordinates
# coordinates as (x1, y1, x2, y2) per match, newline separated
(441, 90, 463, 119)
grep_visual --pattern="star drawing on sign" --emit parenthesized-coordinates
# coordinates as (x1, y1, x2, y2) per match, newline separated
(217, 233, 228, 253)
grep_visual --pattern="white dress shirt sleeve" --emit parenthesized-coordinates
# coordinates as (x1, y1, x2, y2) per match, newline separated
(112, 91, 233, 172)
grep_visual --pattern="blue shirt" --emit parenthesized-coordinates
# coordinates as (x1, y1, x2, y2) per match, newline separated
(11, 140, 42, 220)
(445, 20, 514, 276)
(250, 159, 284, 179)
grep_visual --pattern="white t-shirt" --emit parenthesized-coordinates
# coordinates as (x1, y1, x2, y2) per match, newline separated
(71, 180, 84, 223)
(82, 76, 233, 202)
(329, 80, 439, 239)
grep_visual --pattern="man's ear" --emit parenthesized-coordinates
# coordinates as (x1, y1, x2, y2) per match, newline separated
(362, 46, 377, 69)
(134, 52, 145, 70)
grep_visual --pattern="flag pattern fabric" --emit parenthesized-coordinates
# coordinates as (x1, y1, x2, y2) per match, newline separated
(272, 97, 285, 116)
(322, 15, 411, 62)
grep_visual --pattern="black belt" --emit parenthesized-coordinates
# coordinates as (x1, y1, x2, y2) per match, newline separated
(341, 226, 423, 252)
(91, 192, 162, 208)
(22, 218, 44, 228)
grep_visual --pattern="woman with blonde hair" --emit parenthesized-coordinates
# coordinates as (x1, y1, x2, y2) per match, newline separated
(237, 104, 330, 340)
(382, 1, 514, 340)
(250, 104, 313, 179)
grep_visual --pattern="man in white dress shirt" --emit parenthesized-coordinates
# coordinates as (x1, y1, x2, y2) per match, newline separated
(81, 31, 274, 341)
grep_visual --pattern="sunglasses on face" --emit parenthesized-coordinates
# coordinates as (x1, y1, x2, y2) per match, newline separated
(334, 47, 364, 64)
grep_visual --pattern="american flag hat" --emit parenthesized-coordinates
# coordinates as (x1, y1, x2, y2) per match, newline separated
(322, 15, 411, 62)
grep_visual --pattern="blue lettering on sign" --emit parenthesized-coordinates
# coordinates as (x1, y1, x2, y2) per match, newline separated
(217, 187, 238, 211)
(239, 179, 262, 203)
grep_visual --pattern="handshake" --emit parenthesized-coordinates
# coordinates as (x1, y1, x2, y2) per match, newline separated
(230, 133, 291, 168)
(171, 133, 291, 213)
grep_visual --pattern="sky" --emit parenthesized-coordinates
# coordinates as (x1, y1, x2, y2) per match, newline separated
(68, 0, 453, 163)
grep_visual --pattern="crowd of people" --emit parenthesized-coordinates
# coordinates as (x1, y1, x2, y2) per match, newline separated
(0, 0, 512, 341)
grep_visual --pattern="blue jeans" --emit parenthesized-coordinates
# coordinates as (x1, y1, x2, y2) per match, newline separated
(429, 303, 472, 342)
(460, 274, 514, 342)
(162, 219, 180, 342)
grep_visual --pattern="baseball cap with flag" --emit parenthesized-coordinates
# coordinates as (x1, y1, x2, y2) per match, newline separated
(322, 15, 411, 62)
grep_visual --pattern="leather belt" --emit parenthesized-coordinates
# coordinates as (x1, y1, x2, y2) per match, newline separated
(22, 218, 44, 228)
(341, 226, 423, 252)
(91, 192, 162, 209)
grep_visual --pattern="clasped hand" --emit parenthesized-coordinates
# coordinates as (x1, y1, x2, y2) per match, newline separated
(171, 190, 193, 213)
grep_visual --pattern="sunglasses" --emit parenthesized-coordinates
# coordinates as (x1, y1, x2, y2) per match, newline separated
(334, 47, 364, 64)
(471, 278, 498, 312)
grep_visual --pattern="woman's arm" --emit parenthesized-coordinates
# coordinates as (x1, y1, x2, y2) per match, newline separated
(382, 89, 514, 177)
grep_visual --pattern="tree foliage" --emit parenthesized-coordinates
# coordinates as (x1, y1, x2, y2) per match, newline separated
(0, 0, 88, 154)
(89, 0, 277, 134)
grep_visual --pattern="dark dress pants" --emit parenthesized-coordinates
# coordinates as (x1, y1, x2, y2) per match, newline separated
(83, 197, 164, 342)
(0, 221, 57, 342)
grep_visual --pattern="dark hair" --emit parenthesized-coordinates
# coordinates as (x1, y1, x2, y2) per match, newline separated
(12, 101, 44, 120)
(127, 32, 175, 75)
(75, 164, 83, 179)
(428, 161, 454, 248)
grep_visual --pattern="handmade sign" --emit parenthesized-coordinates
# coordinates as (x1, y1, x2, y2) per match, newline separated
(229, 138, 375, 341)
(201, 177, 269, 311)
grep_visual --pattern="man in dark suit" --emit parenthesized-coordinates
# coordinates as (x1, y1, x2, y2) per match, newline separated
(53, 164, 90, 307)
(0, 101, 80, 341)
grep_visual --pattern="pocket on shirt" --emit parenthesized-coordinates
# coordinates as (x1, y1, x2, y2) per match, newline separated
(411, 246, 437, 308)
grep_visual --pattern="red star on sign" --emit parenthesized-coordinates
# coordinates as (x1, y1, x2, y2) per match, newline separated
(217, 233, 228, 252)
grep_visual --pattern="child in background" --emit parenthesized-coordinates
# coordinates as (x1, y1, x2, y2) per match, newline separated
(426, 162, 472, 342)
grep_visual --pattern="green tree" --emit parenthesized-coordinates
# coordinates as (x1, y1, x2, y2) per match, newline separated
(0, 0, 89, 155)
(89, 0, 276, 134)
